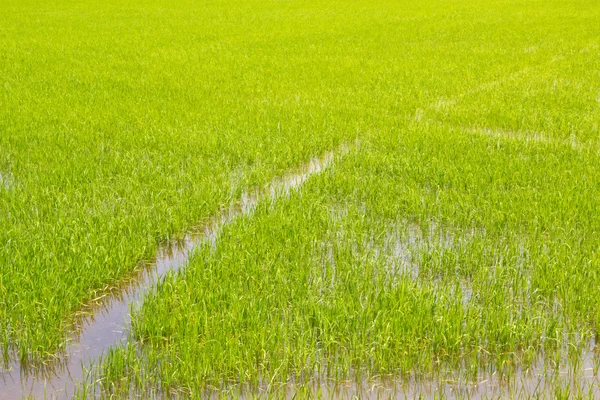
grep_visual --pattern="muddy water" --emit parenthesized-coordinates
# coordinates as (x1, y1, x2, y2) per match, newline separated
(0, 148, 344, 400)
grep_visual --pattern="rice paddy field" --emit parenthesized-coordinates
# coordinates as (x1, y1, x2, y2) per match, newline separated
(1, 0, 600, 398)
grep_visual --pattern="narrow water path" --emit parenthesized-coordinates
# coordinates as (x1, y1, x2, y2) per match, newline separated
(0, 145, 349, 399)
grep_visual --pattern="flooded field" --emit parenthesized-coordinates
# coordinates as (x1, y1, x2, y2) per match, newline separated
(1, 0, 599, 398)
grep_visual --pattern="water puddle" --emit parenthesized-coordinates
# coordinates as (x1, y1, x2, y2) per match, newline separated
(0, 171, 15, 191)
(361, 219, 483, 282)
(0, 146, 348, 399)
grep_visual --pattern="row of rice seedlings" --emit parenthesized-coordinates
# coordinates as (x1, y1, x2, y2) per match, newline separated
(0, 122, 350, 368)
(0, 146, 352, 400)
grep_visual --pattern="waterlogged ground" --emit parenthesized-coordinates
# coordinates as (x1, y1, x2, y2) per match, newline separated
(1, 0, 600, 398)
(85, 126, 600, 398)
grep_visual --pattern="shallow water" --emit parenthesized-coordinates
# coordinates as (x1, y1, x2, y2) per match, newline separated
(202, 341, 600, 399)
(0, 171, 14, 191)
(0, 147, 344, 399)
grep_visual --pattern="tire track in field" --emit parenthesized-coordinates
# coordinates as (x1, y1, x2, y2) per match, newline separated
(419, 42, 598, 118)
(464, 126, 591, 152)
(0, 143, 352, 400)
(422, 117, 597, 154)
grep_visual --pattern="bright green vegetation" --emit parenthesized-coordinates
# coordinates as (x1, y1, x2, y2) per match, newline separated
(1, 0, 365, 361)
(1, 0, 600, 397)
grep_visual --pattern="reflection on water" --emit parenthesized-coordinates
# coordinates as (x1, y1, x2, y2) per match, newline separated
(199, 344, 600, 399)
